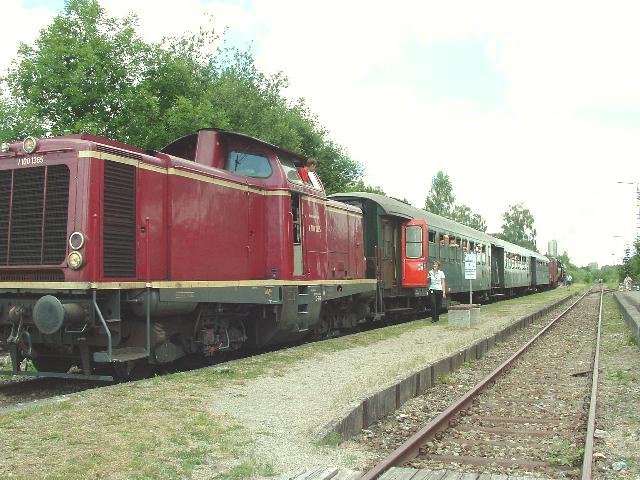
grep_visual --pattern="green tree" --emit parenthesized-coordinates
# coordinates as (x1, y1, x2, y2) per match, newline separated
(424, 171, 487, 231)
(451, 204, 488, 232)
(425, 171, 455, 217)
(631, 237, 640, 281)
(1, 0, 371, 194)
(620, 245, 632, 280)
(497, 203, 537, 251)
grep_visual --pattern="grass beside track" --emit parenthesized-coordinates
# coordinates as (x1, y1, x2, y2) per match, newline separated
(0, 286, 580, 479)
(595, 294, 640, 478)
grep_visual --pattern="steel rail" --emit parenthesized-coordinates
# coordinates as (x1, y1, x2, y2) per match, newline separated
(581, 285, 604, 480)
(360, 289, 594, 480)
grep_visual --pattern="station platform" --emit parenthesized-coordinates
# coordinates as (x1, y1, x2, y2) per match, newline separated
(613, 291, 640, 345)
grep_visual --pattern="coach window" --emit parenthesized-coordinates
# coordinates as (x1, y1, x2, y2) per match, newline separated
(226, 151, 272, 178)
(439, 234, 446, 259)
(405, 225, 423, 258)
(428, 230, 436, 258)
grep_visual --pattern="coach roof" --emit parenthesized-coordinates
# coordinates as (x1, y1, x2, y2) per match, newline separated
(330, 192, 548, 261)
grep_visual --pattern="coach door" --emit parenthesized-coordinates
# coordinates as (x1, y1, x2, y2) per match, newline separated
(492, 245, 504, 287)
(401, 220, 428, 287)
(381, 218, 397, 288)
(530, 257, 537, 286)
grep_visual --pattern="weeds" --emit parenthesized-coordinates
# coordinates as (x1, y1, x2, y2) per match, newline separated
(609, 368, 631, 385)
(317, 431, 343, 447)
(218, 460, 275, 479)
(548, 440, 584, 466)
(436, 375, 452, 385)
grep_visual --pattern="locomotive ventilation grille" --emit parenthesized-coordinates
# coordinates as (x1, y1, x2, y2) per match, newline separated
(103, 161, 136, 277)
(0, 165, 69, 266)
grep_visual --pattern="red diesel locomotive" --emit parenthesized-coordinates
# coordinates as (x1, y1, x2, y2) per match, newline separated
(0, 130, 376, 380)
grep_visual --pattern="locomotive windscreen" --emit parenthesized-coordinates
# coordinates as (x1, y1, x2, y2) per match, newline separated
(161, 134, 197, 161)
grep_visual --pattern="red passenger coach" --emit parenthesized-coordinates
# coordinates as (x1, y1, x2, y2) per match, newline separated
(0, 130, 376, 379)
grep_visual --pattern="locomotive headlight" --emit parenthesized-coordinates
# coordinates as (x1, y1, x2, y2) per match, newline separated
(67, 251, 83, 270)
(69, 232, 85, 250)
(22, 136, 37, 154)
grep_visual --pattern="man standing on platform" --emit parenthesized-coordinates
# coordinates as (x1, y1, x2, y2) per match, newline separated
(428, 261, 446, 323)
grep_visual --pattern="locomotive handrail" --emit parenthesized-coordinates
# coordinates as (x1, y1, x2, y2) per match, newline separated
(92, 289, 112, 362)
(145, 217, 151, 358)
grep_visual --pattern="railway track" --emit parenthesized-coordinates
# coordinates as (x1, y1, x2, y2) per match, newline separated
(0, 376, 102, 412)
(361, 287, 604, 480)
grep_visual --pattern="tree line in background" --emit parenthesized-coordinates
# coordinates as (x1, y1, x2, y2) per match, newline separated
(555, 238, 640, 287)
(0, 0, 383, 196)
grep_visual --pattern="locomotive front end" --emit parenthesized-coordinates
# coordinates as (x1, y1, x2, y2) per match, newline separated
(0, 135, 114, 379)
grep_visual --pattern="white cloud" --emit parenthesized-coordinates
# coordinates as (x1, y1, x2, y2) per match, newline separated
(0, 1, 53, 76)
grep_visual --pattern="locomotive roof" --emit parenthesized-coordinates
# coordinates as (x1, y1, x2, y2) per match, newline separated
(162, 128, 308, 163)
(330, 192, 549, 261)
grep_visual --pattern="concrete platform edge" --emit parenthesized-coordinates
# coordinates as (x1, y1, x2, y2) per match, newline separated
(613, 291, 640, 347)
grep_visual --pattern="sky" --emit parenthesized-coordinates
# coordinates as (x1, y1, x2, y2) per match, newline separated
(3, 0, 640, 267)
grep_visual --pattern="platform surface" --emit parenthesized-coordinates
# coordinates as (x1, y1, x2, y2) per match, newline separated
(613, 291, 640, 345)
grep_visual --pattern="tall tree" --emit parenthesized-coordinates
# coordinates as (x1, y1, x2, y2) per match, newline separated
(424, 171, 487, 231)
(1, 0, 371, 194)
(497, 203, 537, 251)
(451, 204, 488, 232)
(425, 171, 455, 217)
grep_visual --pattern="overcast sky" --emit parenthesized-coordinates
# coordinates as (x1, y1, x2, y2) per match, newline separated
(4, 0, 640, 267)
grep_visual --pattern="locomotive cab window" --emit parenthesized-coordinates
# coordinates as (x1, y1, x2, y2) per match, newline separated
(279, 155, 304, 185)
(226, 151, 272, 178)
(405, 225, 423, 258)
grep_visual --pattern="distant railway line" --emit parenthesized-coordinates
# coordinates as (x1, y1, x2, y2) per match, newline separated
(362, 287, 604, 480)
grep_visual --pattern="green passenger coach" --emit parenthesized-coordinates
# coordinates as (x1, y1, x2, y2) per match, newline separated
(330, 193, 552, 316)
